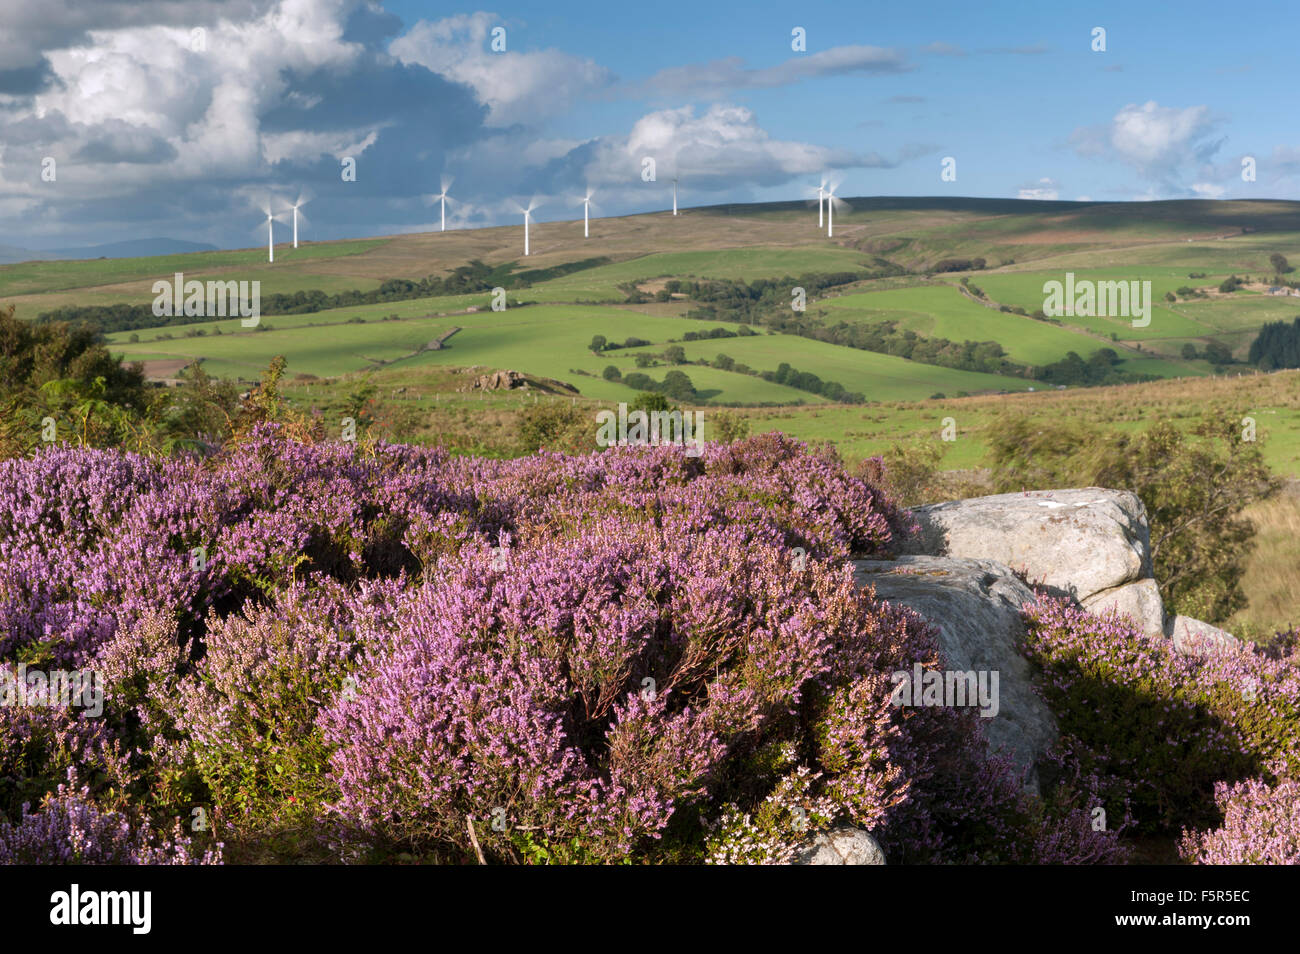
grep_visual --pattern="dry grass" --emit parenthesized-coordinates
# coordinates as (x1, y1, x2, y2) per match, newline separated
(1228, 480, 1300, 639)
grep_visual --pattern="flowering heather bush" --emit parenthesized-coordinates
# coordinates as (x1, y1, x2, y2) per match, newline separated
(0, 778, 221, 865)
(1020, 596, 1300, 833)
(320, 518, 1117, 864)
(0, 706, 134, 821)
(0, 426, 1126, 863)
(171, 580, 406, 817)
(1180, 777, 1300, 864)
(0, 448, 205, 665)
(321, 520, 910, 862)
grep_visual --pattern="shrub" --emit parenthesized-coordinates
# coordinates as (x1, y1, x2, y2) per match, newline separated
(708, 410, 750, 444)
(0, 781, 221, 864)
(1179, 777, 1300, 864)
(1021, 596, 1300, 833)
(0, 426, 1130, 865)
(320, 523, 1113, 864)
(515, 402, 595, 454)
(627, 391, 671, 414)
(172, 584, 398, 818)
(990, 417, 1281, 623)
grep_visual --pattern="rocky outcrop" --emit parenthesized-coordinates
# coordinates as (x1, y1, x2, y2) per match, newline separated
(1166, 615, 1241, 655)
(469, 369, 526, 391)
(853, 555, 1058, 793)
(1081, 578, 1165, 636)
(899, 488, 1166, 637)
(794, 826, 886, 865)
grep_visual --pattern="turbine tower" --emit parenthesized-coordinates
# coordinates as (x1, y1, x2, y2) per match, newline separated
(583, 189, 594, 238)
(817, 179, 826, 228)
(672, 176, 678, 216)
(434, 176, 453, 232)
(513, 199, 539, 256)
(281, 191, 310, 249)
(825, 183, 848, 238)
(260, 205, 277, 263)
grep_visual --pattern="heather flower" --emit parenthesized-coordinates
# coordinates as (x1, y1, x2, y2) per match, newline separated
(0, 778, 221, 865)
(1020, 596, 1300, 833)
(0, 425, 1130, 864)
(1180, 777, 1300, 864)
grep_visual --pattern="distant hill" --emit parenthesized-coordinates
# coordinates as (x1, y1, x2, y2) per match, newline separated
(0, 237, 219, 264)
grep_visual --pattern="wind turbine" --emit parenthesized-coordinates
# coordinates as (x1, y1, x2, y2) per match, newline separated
(825, 182, 849, 238)
(512, 199, 539, 255)
(817, 178, 827, 228)
(289, 190, 311, 248)
(672, 175, 679, 216)
(259, 203, 280, 263)
(433, 175, 453, 232)
(580, 188, 595, 238)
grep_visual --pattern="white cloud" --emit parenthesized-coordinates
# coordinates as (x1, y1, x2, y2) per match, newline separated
(1072, 101, 1218, 176)
(1110, 102, 1214, 167)
(390, 13, 612, 127)
(1018, 177, 1060, 200)
(0, 0, 493, 246)
(580, 104, 879, 192)
(5, 1, 365, 195)
(1191, 182, 1226, 198)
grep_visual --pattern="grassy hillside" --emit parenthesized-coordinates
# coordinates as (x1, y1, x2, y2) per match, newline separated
(8, 194, 1300, 463)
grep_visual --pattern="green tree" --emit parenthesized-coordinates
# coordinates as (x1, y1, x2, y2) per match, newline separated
(602, 365, 621, 381)
(589, 335, 607, 353)
(660, 370, 696, 402)
(158, 361, 240, 454)
(989, 416, 1281, 623)
(1203, 341, 1234, 365)
(0, 302, 152, 457)
(628, 391, 672, 414)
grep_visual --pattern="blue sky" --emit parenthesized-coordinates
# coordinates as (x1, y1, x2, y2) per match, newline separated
(1, 0, 1296, 250)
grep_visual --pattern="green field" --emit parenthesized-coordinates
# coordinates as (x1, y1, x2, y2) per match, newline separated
(113, 293, 1045, 404)
(621, 331, 1031, 402)
(818, 285, 1108, 364)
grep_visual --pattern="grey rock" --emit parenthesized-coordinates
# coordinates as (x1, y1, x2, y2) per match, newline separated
(898, 488, 1152, 603)
(471, 369, 526, 391)
(1165, 615, 1241, 655)
(794, 826, 886, 865)
(852, 555, 1057, 794)
(1081, 578, 1166, 636)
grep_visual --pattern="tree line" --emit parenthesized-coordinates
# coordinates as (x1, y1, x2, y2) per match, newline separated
(1248, 317, 1300, 370)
